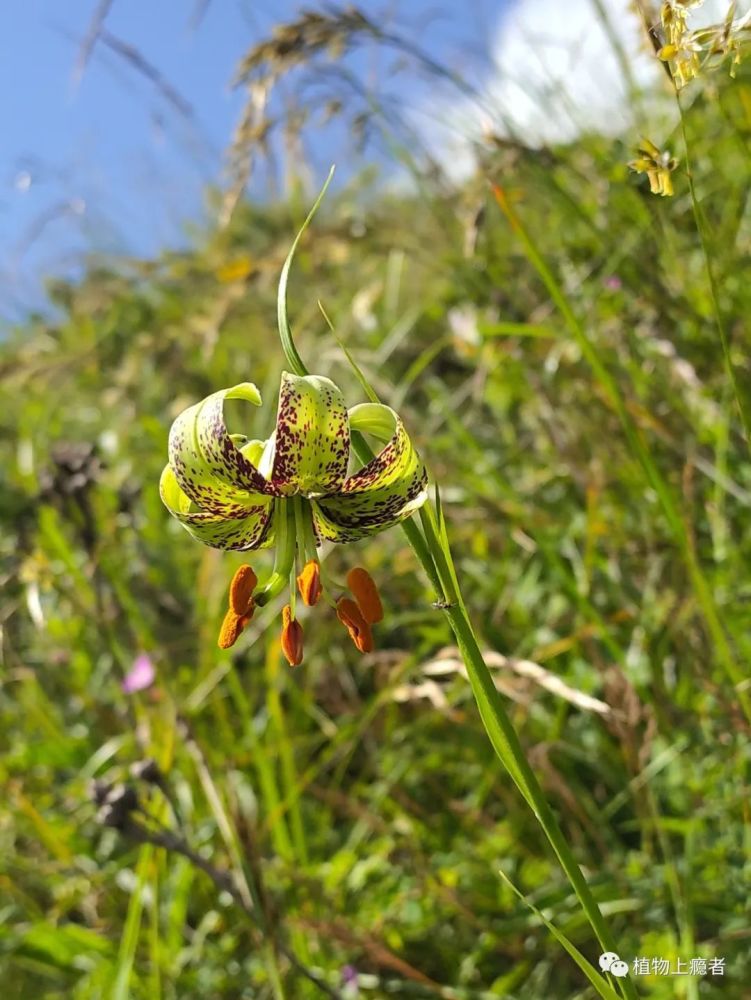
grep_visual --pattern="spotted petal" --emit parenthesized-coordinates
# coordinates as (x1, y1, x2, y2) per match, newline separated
(168, 382, 278, 514)
(159, 464, 274, 550)
(312, 403, 427, 542)
(270, 372, 350, 496)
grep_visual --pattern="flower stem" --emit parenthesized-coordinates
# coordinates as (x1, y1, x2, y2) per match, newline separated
(415, 503, 637, 1000)
(278, 183, 634, 995)
(349, 431, 634, 997)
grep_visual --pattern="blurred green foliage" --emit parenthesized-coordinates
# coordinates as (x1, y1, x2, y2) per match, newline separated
(2, 45, 751, 1000)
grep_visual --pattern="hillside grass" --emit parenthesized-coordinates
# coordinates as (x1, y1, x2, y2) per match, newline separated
(2, 22, 751, 1000)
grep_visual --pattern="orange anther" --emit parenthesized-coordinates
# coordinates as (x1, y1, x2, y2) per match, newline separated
(281, 605, 304, 667)
(297, 560, 322, 606)
(336, 597, 375, 654)
(336, 597, 365, 631)
(352, 622, 374, 653)
(218, 609, 246, 650)
(346, 567, 383, 624)
(229, 564, 257, 615)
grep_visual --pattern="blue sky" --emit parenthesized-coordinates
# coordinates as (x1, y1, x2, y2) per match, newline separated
(2, 1, 741, 321)
(0, 0, 502, 321)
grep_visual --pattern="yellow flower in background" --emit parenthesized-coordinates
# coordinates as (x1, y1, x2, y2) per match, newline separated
(659, 0, 703, 88)
(694, 5, 751, 79)
(629, 138, 679, 197)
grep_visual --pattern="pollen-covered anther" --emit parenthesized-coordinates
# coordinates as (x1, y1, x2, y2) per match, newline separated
(281, 605, 304, 666)
(346, 567, 383, 624)
(297, 559, 323, 606)
(218, 609, 247, 650)
(336, 597, 374, 654)
(229, 564, 258, 615)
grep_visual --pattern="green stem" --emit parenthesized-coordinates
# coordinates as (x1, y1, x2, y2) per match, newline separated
(349, 431, 634, 998)
(277, 180, 635, 997)
(422, 506, 636, 1000)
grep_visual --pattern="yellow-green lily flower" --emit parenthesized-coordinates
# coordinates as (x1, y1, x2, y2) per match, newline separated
(159, 371, 427, 660)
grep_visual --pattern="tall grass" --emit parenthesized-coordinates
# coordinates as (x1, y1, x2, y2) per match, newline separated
(1, 4, 751, 998)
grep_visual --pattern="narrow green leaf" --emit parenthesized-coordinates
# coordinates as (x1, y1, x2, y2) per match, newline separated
(277, 166, 336, 377)
(318, 299, 380, 403)
(497, 869, 625, 1000)
(418, 507, 637, 1000)
(112, 845, 153, 1000)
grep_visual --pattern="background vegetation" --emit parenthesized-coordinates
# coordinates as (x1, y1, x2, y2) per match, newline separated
(1, 4, 750, 998)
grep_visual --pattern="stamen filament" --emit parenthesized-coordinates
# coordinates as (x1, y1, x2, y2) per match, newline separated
(255, 499, 297, 607)
(302, 500, 320, 562)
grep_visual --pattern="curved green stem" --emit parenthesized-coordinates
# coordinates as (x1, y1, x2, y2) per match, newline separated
(416, 503, 636, 999)
(349, 435, 634, 998)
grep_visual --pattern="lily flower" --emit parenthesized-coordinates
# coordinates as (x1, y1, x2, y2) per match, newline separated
(160, 371, 427, 661)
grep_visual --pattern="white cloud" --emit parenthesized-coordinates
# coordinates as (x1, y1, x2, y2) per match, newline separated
(487, 0, 659, 144)
(412, 0, 749, 177)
